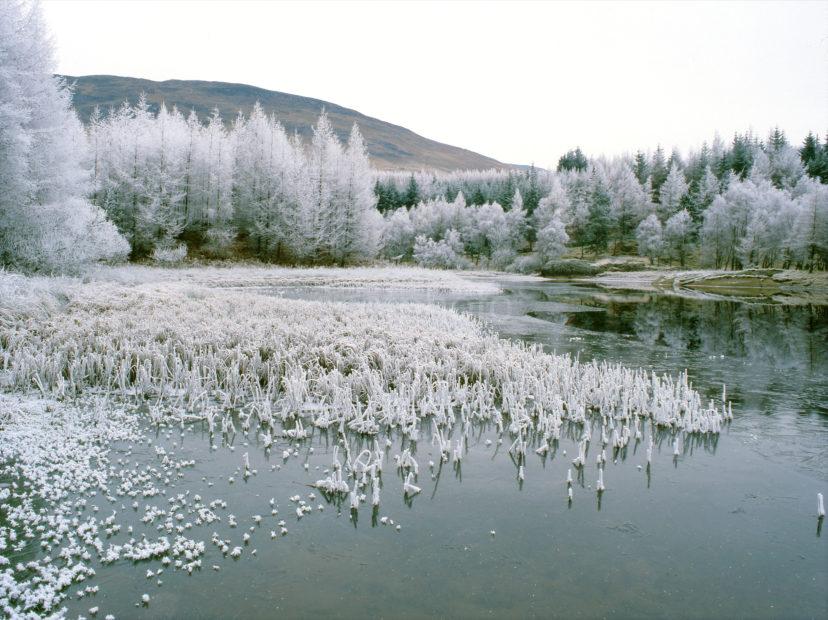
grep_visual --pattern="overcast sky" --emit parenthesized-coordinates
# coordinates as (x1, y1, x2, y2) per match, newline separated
(42, 0, 827, 167)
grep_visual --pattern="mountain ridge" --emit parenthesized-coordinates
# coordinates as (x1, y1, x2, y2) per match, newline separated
(61, 74, 509, 171)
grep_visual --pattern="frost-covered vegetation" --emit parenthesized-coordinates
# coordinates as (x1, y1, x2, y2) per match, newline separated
(0, 264, 500, 296)
(82, 108, 828, 272)
(0, 0, 127, 272)
(376, 136, 827, 271)
(1, 272, 725, 435)
(87, 100, 379, 264)
(0, 265, 733, 616)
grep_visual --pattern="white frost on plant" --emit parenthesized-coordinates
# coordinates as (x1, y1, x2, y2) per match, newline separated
(0, 266, 734, 616)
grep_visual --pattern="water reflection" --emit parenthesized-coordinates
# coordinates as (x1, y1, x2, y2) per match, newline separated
(562, 295, 827, 373)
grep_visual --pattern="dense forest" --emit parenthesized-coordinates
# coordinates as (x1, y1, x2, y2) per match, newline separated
(1, 0, 826, 274)
(374, 133, 827, 271)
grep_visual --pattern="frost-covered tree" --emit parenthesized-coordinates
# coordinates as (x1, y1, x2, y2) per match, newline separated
(380, 208, 415, 259)
(334, 124, 380, 264)
(650, 146, 668, 202)
(695, 166, 720, 212)
(304, 110, 343, 261)
(700, 196, 732, 268)
(558, 173, 591, 251)
(232, 103, 294, 258)
(0, 0, 127, 271)
(464, 202, 505, 262)
(699, 181, 755, 269)
(536, 215, 569, 267)
(738, 181, 796, 267)
(502, 189, 528, 250)
(607, 163, 649, 250)
(664, 209, 693, 266)
(789, 178, 828, 270)
(657, 164, 688, 222)
(534, 177, 569, 232)
(636, 214, 664, 264)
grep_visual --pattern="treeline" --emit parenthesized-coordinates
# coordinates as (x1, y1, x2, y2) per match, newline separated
(376, 130, 828, 271)
(374, 167, 545, 213)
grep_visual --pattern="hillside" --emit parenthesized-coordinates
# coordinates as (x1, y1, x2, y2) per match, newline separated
(61, 74, 508, 171)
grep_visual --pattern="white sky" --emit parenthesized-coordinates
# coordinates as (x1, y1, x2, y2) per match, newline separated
(42, 0, 827, 167)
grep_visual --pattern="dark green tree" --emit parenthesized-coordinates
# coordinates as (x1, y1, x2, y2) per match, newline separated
(585, 174, 611, 254)
(402, 175, 420, 208)
(684, 142, 710, 186)
(633, 151, 649, 185)
(800, 132, 820, 164)
(523, 164, 541, 216)
(767, 126, 787, 152)
(557, 148, 588, 172)
(497, 173, 515, 209)
(470, 186, 486, 205)
(799, 132, 828, 182)
(728, 132, 755, 179)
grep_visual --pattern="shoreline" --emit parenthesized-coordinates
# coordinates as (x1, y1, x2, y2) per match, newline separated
(573, 268, 828, 303)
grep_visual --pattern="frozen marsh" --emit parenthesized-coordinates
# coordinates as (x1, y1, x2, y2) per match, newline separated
(0, 267, 825, 619)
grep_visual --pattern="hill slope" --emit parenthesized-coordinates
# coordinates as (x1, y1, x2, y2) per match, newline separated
(61, 74, 507, 171)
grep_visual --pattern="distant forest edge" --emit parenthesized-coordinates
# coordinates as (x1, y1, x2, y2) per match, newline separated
(61, 74, 508, 171)
(1, 0, 826, 273)
(78, 93, 828, 273)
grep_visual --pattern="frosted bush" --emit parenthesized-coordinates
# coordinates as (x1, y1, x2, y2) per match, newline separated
(488, 247, 518, 271)
(152, 243, 188, 264)
(1, 199, 129, 274)
(413, 230, 471, 270)
(536, 217, 570, 268)
(202, 227, 237, 259)
(508, 254, 542, 274)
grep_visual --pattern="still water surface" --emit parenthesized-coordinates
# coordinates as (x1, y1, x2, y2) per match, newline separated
(64, 278, 827, 619)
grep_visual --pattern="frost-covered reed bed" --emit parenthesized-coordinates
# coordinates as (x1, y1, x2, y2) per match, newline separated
(1, 280, 728, 438)
(82, 264, 502, 294)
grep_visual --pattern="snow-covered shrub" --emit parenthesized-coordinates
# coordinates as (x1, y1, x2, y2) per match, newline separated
(412, 230, 471, 270)
(2, 199, 129, 273)
(507, 253, 541, 274)
(539, 259, 600, 277)
(152, 243, 188, 264)
(536, 217, 570, 268)
(488, 247, 518, 271)
(201, 227, 237, 259)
